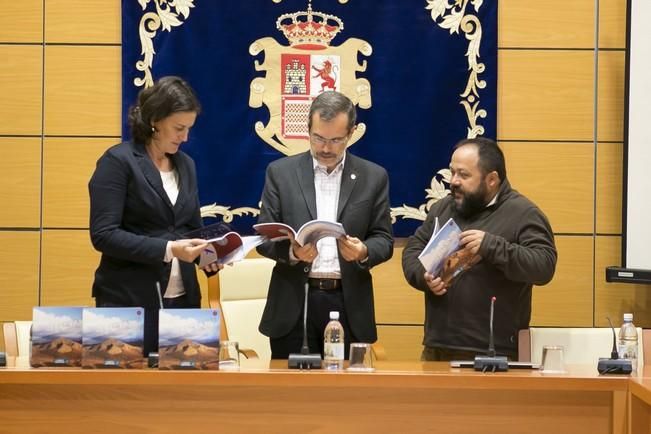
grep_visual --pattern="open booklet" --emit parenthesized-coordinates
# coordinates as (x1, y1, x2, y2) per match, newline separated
(184, 223, 265, 267)
(253, 220, 346, 246)
(418, 217, 480, 285)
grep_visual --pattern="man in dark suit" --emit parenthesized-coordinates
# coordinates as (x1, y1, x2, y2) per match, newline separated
(257, 91, 394, 359)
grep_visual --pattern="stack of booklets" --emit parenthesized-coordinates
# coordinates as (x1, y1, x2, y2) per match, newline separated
(158, 309, 220, 370)
(31, 307, 83, 367)
(81, 307, 145, 369)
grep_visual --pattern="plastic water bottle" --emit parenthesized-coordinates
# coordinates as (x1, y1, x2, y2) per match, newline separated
(323, 311, 344, 370)
(618, 312, 639, 373)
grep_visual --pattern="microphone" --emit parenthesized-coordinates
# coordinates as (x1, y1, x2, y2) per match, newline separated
(488, 296, 496, 357)
(607, 317, 619, 359)
(597, 317, 632, 375)
(287, 282, 322, 369)
(474, 296, 508, 372)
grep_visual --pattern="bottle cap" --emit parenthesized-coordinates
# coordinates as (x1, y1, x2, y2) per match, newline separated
(624, 313, 633, 321)
(329, 311, 339, 320)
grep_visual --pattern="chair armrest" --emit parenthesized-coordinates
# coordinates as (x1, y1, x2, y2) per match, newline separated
(2, 323, 18, 358)
(371, 343, 387, 361)
(518, 329, 531, 362)
(238, 348, 259, 359)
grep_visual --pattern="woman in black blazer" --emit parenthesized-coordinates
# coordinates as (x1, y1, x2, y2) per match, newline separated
(89, 76, 217, 355)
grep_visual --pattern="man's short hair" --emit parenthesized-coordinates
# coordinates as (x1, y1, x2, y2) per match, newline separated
(308, 91, 356, 133)
(453, 137, 507, 182)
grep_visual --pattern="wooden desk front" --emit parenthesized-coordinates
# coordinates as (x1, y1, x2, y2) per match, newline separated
(0, 359, 628, 434)
(629, 377, 651, 434)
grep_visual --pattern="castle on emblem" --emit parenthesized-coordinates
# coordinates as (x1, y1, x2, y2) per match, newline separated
(284, 59, 307, 95)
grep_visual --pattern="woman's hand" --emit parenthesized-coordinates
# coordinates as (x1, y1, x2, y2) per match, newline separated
(171, 238, 208, 262)
(202, 262, 224, 273)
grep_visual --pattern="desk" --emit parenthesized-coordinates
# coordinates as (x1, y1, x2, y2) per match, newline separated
(629, 377, 651, 434)
(0, 359, 628, 434)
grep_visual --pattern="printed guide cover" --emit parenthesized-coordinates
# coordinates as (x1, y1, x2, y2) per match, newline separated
(418, 217, 462, 276)
(158, 309, 220, 370)
(82, 307, 145, 369)
(418, 217, 480, 285)
(31, 307, 83, 367)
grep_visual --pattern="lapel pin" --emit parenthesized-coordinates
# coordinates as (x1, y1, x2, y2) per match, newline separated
(351, 173, 356, 180)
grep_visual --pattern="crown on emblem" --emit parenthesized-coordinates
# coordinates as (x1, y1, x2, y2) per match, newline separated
(276, 1, 344, 49)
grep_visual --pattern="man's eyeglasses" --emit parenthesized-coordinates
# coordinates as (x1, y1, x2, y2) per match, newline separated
(309, 133, 348, 146)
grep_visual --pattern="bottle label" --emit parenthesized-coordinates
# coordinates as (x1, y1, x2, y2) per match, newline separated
(324, 342, 344, 361)
(617, 342, 638, 360)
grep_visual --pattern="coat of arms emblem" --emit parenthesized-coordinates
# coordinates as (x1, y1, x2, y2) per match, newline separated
(249, 1, 372, 155)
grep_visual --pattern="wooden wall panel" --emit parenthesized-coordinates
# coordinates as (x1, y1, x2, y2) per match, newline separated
(40, 230, 98, 307)
(500, 142, 593, 234)
(498, 50, 594, 141)
(377, 325, 423, 362)
(0, 138, 41, 228)
(372, 243, 424, 325)
(596, 143, 622, 235)
(45, 0, 120, 44)
(0, 232, 40, 320)
(0, 45, 43, 135)
(499, 0, 595, 48)
(597, 50, 625, 142)
(594, 236, 651, 328)
(499, 0, 626, 50)
(599, 0, 627, 49)
(0, 0, 43, 43)
(43, 138, 115, 228)
(530, 236, 594, 326)
(44, 46, 121, 136)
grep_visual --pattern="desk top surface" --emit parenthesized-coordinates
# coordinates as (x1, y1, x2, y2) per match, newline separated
(0, 356, 633, 392)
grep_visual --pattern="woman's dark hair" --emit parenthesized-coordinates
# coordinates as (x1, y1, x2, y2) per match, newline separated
(127, 76, 201, 144)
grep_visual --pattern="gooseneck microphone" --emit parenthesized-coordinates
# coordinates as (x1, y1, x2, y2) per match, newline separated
(300, 282, 311, 355)
(474, 296, 509, 372)
(597, 317, 632, 375)
(287, 282, 322, 369)
(488, 296, 496, 358)
(607, 317, 619, 359)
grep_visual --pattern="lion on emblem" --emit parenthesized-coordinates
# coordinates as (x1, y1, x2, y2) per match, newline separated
(312, 60, 337, 92)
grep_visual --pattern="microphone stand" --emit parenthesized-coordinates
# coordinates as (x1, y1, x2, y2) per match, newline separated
(288, 282, 322, 369)
(474, 297, 509, 372)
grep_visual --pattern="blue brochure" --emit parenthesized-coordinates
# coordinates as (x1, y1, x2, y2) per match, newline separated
(418, 217, 462, 276)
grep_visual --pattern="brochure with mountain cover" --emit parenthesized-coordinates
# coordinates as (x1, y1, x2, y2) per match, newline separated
(81, 307, 145, 369)
(418, 217, 480, 285)
(158, 309, 220, 370)
(31, 307, 83, 367)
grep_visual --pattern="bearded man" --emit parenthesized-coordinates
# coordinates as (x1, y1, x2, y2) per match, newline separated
(402, 137, 557, 361)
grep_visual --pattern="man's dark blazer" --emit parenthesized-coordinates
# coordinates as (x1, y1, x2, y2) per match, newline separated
(256, 151, 394, 343)
(88, 141, 203, 310)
